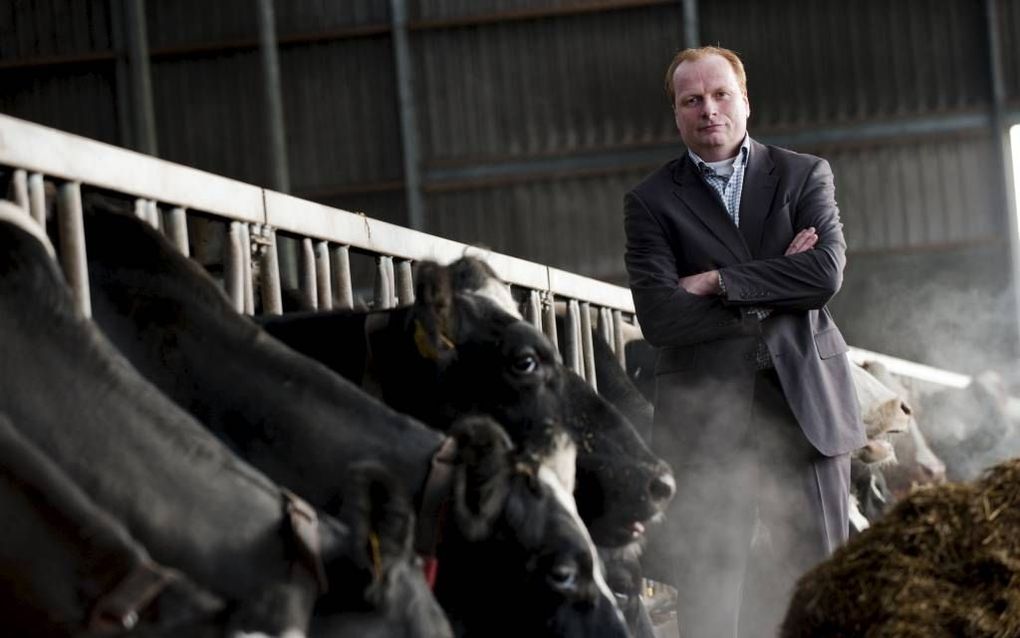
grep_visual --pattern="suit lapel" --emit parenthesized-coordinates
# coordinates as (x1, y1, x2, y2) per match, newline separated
(672, 155, 751, 263)
(738, 140, 779, 258)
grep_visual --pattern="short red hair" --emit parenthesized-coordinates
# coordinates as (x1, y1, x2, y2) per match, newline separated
(664, 46, 747, 107)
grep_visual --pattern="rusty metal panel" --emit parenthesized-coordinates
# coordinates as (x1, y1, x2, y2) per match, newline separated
(280, 37, 403, 193)
(151, 50, 270, 185)
(275, 0, 390, 34)
(425, 169, 647, 281)
(0, 0, 112, 59)
(412, 0, 671, 23)
(146, 0, 256, 50)
(701, 0, 989, 130)
(1000, 0, 1020, 105)
(0, 66, 120, 144)
(145, 0, 388, 50)
(822, 134, 1002, 253)
(413, 3, 684, 163)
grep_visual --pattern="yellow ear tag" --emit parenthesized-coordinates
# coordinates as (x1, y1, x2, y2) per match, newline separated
(414, 320, 456, 360)
(368, 532, 383, 583)
(414, 321, 441, 360)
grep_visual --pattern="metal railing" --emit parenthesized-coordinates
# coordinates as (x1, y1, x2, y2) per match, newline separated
(0, 113, 633, 389)
(0, 113, 974, 392)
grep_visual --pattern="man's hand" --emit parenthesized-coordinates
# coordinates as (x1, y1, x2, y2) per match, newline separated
(679, 229, 816, 297)
(679, 270, 721, 296)
(785, 227, 817, 255)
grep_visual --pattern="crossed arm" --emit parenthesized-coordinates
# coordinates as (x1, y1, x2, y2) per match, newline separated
(678, 226, 819, 295)
(624, 159, 847, 348)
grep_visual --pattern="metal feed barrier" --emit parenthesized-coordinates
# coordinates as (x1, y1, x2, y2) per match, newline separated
(0, 113, 971, 392)
(0, 113, 635, 390)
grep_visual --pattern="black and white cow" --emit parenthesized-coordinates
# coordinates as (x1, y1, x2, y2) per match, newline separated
(78, 202, 629, 637)
(0, 204, 452, 638)
(0, 412, 230, 637)
(257, 256, 675, 548)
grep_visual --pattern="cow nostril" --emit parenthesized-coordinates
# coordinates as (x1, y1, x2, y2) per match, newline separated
(649, 472, 676, 503)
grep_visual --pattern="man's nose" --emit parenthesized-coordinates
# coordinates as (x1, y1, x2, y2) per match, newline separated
(701, 97, 717, 117)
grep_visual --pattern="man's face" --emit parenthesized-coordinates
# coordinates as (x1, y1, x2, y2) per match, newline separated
(672, 54, 750, 162)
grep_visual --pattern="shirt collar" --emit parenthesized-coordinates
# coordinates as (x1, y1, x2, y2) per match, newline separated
(688, 134, 750, 172)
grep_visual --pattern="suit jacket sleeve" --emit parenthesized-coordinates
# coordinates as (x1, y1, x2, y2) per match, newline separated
(624, 190, 756, 348)
(718, 158, 847, 311)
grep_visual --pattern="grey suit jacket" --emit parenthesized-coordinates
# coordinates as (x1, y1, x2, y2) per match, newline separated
(624, 138, 864, 459)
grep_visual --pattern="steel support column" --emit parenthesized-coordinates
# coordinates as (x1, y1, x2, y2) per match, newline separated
(123, 0, 157, 156)
(390, 0, 426, 231)
(985, 0, 1020, 357)
(682, 0, 699, 49)
(255, 0, 291, 194)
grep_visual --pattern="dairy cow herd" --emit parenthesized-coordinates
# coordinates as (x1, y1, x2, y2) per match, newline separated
(0, 194, 675, 638)
(3, 189, 1019, 637)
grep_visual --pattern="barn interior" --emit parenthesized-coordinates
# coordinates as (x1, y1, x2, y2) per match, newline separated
(4, 1, 1020, 637)
(4, 0, 1020, 379)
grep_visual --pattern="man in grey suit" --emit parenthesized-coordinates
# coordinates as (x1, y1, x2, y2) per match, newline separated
(623, 46, 865, 637)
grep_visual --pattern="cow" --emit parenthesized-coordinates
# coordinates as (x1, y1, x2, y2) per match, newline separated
(0, 203, 452, 638)
(257, 255, 675, 548)
(76, 201, 629, 637)
(0, 411, 230, 637)
(913, 370, 1015, 482)
(623, 338, 657, 406)
(860, 360, 945, 498)
(850, 361, 912, 464)
(446, 257, 661, 638)
(509, 296, 660, 638)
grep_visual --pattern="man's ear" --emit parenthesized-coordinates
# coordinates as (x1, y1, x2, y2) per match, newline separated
(450, 416, 514, 541)
(412, 261, 456, 361)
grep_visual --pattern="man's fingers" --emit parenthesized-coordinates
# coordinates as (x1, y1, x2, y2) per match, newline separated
(785, 228, 817, 255)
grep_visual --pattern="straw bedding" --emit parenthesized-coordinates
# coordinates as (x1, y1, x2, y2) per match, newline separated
(781, 458, 1020, 638)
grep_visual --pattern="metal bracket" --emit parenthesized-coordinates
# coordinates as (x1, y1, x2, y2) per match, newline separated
(249, 224, 274, 259)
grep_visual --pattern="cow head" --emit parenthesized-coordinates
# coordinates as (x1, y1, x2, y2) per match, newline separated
(861, 361, 946, 495)
(435, 416, 628, 638)
(403, 258, 675, 547)
(313, 463, 452, 638)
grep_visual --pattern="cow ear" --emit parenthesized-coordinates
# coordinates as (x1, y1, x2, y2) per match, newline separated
(447, 256, 498, 294)
(412, 261, 456, 360)
(337, 462, 415, 596)
(450, 416, 514, 541)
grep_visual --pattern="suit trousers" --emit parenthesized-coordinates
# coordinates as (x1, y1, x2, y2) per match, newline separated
(652, 369, 850, 638)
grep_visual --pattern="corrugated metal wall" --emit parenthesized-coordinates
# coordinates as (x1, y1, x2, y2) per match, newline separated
(2, 0, 1018, 369)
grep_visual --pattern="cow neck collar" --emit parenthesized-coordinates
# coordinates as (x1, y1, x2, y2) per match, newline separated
(87, 558, 175, 633)
(281, 488, 330, 595)
(415, 436, 458, 558)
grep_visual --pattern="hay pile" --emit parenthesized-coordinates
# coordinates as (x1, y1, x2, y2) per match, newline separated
(781, 458, 1020, 638)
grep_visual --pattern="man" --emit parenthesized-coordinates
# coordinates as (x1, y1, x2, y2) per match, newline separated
(623, 46, 865, 637)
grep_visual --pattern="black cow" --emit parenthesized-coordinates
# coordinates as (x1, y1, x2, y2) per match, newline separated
(624, 338, 658, 406)
(455, 260, 659, 637)
(258, 257, 675, 548)
(0, 412, 232, 637)
(0, 206, 451, 638)
(78, 203, 629, 637)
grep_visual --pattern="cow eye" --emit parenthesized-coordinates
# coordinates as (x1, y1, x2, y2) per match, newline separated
(547, 562, 578, 593)
(511, 352, 539, 375)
